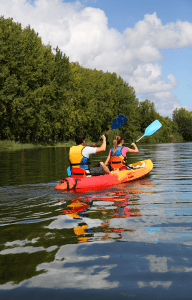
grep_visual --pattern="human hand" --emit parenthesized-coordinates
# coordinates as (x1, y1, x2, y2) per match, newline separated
(100, 135, 106, 141)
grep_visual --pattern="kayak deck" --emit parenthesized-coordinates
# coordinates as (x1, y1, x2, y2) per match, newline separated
(55, 159, 153, 192)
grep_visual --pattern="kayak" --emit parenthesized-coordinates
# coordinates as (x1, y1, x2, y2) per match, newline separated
(55, 159, 153, 192)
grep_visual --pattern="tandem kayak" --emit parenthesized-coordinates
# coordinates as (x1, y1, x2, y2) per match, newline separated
(55, 159, 153, 192)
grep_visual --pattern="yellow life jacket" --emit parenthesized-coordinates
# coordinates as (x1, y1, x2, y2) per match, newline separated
(69, 144, 90, 170)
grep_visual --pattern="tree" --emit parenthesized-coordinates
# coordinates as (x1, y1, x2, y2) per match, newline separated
(0, 16, 72, 142)
(69, 63, 139, 142)
(172, 108, 192, 141)
(1, 15, 188, 145)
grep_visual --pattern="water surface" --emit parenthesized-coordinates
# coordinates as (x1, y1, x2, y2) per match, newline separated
(1, 143, 192, 299)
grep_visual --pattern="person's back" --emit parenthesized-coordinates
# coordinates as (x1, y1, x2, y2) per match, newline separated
(69, 143, 90, 170)
(69, 132, 110, 175)
(105, 135, 138, 171)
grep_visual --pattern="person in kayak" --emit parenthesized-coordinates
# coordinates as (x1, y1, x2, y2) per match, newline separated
(104, 134, 139, 171)
(69, 132, 110, 176)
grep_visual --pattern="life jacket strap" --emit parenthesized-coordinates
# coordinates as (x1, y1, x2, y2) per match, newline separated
(69, 162, 91, 166)
(59, 178, 81, 191)
(110, 156, 127, 170)
(71, 168, 87, 178)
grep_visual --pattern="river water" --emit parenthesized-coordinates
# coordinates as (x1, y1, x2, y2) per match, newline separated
(1, 143, 192, 300)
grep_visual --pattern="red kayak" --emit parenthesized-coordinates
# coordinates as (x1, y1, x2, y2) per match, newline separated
(55, 159, 153, 192)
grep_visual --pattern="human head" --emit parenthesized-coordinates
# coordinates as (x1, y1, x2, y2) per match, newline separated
(112, 134, 124, 155)
(114, 134, 124, 145)
(75, 132, 85, 145)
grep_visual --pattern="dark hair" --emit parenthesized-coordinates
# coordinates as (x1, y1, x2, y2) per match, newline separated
(75, 132, 85, 145)
(112, 134, 124, 155)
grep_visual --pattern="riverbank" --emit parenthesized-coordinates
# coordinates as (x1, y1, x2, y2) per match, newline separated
(0, 140, 75, 150)
(0, 139, 96, 150)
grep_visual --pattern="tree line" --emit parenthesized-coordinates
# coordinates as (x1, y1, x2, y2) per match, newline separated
(0, 16, 191, 144)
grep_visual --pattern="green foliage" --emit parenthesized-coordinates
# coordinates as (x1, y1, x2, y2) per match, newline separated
(147, 116, 182, 143)
(172, 108, 192, 142)
(0, 16, 190, 145)
(69, 63, 139, 142)
(138, 100, 159, 131)
(0, 16, 71, 142)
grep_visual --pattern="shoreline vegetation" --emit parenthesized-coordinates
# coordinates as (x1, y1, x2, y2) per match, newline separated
(0, 140, 76, 150)
(0, 135, 184, 151)
(0, 139, 94, 150)
(1, 16, 192, 146)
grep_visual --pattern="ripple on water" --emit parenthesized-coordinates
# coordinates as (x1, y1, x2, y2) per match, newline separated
(1, 144, 192, 299)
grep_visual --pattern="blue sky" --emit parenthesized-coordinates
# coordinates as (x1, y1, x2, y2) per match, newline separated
(82, 0, 192, 30)
(1, 0, 192, 117)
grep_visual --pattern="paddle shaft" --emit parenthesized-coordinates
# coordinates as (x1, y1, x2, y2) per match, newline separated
(135, 135, 144, 143)
(93, 129, 112, 147)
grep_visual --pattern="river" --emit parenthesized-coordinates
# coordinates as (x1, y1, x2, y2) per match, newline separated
(0, 143, 192, 299)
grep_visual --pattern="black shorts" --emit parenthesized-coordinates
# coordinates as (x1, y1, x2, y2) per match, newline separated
(89, 163, 105, 176)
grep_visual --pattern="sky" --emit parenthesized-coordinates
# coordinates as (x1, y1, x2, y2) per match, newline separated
(1, 0, 192, 118)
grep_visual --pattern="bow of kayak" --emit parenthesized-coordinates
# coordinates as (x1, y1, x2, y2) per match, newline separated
(55, 159, 153, 192)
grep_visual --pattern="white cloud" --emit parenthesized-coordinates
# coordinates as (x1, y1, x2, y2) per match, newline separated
(129, 64, 178, 94)
(1, 1, 192, 117)
(139, 91, 191, 117)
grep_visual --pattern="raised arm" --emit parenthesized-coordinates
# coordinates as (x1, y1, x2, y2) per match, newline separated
(128, 143, 139, 153)
(96, 135, 106, 153)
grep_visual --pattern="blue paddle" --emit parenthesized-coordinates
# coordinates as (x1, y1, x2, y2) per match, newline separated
(93, 114, 129, 147)
(136, 120, 162, 143)
(67, 114, 129, 176)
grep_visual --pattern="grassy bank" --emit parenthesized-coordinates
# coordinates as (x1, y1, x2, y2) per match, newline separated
(0, 139, 95, 150)
(0, 140, 74, 150)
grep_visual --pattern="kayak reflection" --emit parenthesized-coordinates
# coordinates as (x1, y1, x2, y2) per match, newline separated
(59, 178, 153, 243)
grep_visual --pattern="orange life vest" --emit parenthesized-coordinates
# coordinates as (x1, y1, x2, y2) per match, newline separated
(109, 146, 127, 170)
(109, 156, 127, 170)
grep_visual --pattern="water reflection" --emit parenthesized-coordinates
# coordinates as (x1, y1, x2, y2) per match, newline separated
(1, 144, 192, 299)
(58, 184, 149, 243)
(138, 281, 172, 289)
(0, 178, 153, 289)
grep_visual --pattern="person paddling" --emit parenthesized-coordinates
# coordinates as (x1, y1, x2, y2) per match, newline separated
(104, 134, 139, 171)
(69, 132, 110, 176)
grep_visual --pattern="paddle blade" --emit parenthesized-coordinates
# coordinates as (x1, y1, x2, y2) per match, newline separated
(144, 120, 162, 137)
(93, 114, 128, 147)
(67, 166, 71, 176)
(111, 114, 129, 130)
